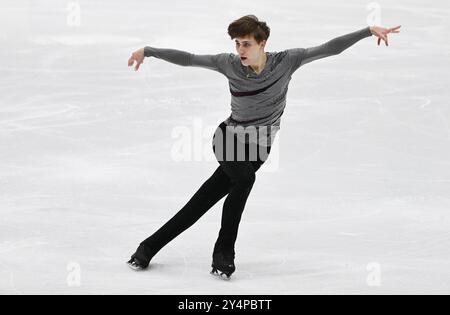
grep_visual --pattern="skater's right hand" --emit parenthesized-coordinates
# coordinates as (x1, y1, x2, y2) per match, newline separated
(128, 48, 145, 71)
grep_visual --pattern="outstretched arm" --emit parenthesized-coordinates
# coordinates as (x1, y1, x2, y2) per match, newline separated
(288, 25, 401, 72)
(128, 46, 231, 75)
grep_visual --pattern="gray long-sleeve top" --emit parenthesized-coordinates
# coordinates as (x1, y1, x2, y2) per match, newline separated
(144, 26, 373, 147)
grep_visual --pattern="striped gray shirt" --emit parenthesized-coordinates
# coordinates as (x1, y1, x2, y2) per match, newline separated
(144, 26, 373, 146)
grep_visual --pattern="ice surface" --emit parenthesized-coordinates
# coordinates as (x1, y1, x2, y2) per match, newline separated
(1, 0, 450, 294)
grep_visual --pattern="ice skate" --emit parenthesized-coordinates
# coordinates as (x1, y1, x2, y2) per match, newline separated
(127, 257, 147, 271)
(210, 252, 235, 280)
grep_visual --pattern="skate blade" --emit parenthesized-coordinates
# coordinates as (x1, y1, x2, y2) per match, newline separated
(126, 262, 144, 271)
(210, 268, 232, 281)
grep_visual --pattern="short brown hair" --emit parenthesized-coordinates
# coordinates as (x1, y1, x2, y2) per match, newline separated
(227, 15, 270, 44)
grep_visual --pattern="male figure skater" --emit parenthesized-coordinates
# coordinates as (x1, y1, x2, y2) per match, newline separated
(126, 15, 401, 279)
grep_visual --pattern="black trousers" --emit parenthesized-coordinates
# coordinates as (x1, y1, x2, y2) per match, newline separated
(133, 122, 272, 265)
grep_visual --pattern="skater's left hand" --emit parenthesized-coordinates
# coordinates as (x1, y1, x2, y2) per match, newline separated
(370, 25, 401, 46)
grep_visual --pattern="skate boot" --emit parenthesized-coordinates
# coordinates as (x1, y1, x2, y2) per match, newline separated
(211, 252, 235, 280)
(126, 256, 147, 271)
(126, 244, 152, 271)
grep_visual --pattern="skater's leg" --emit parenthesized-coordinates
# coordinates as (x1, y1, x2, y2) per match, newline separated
(213, 144, 272, 257)
(213, 160, 257, 257)
(133, 166, 232, 265)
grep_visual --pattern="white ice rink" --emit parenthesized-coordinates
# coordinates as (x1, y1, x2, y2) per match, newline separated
(1, 0, 450, 294)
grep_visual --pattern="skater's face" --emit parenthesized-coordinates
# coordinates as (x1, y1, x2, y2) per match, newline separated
(234, 35, 266, 66)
